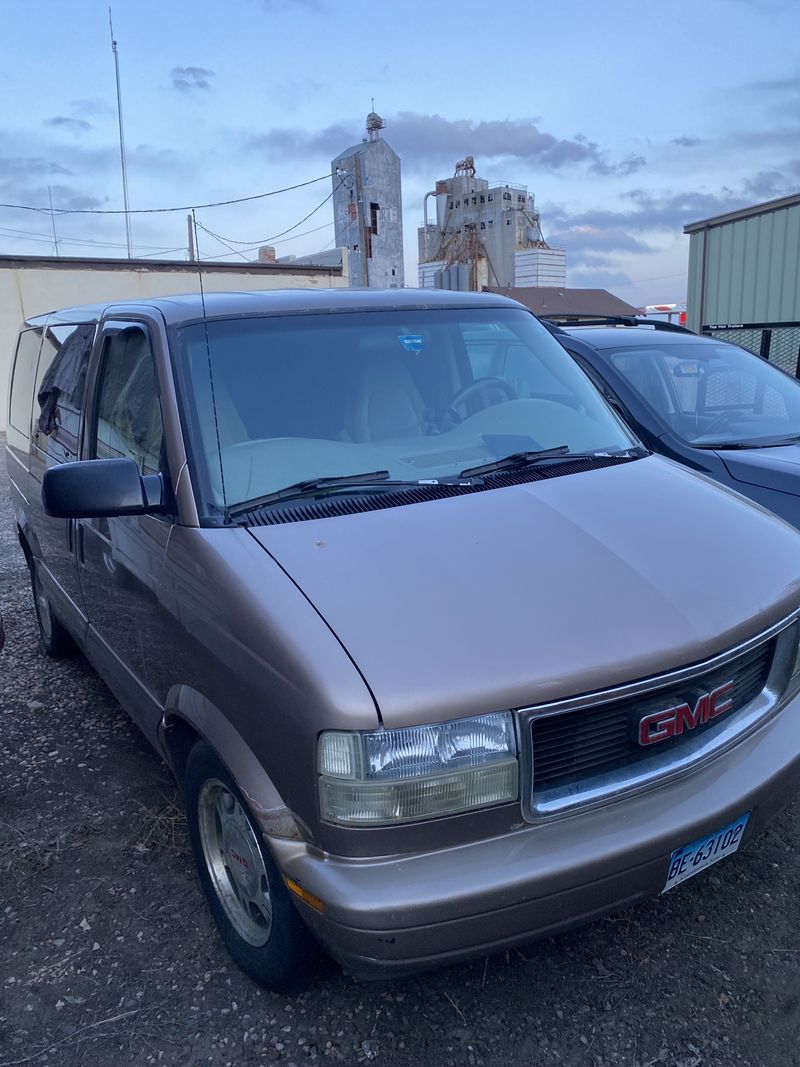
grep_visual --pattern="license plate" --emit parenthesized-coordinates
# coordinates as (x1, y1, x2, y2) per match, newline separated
(662, 811, 750, 894)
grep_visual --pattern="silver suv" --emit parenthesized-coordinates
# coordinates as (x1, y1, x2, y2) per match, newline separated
(7, 289, 800, 992)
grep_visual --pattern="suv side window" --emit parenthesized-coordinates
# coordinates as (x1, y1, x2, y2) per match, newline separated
(91, 326, 165, 476)
(9, 329, 43, 435)
(34, 323, 95, 461)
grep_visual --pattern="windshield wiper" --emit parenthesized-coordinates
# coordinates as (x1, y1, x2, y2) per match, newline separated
(227, 470, 392, 515)
(460, 445, 643, 479)
(694, 436, 800, 451)
(460, 446, 571, 478)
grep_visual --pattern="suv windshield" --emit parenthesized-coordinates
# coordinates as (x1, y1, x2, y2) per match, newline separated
(608, 340, 800, 447)
(176, 307, 637, 513)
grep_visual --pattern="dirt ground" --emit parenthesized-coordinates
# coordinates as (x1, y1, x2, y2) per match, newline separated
(2, 442, 800, 1067)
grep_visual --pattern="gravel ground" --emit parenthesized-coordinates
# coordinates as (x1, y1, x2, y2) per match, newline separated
(2, 438, 800, 1067)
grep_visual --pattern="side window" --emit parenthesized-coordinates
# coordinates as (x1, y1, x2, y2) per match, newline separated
(9, 329, 43, 435)
(503, 345, 571, 399)
(92, 327, 165, 476)
(461, 324, 571, 399)
(34, 323, 95, 460)
(461, 323, 510, 379)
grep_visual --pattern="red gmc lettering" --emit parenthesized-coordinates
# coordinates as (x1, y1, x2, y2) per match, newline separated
(638, 681, 735, 746)
(676, 694, 708, 734)
(707, 681, 734, 720)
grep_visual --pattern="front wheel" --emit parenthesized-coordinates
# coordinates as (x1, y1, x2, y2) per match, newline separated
(183, 742, 321, 993)
(30, 562, 74, 658)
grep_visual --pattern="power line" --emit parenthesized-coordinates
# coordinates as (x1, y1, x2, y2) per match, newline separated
(2, 175, 343, 259)
(0, 226, 188, 254)
(202, 219, 336, 259)
(0, 173, 332, 217)
(193, 222, 252, 263)
(198, 179, 344, 249)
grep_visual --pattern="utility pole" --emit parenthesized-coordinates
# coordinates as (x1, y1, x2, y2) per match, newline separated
(109, 7, 133, 258)
(187, 214, 196, 261)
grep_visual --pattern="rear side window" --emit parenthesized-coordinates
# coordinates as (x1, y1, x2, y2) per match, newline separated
(92, 326, 165, 476)
(34, 323, 95, 461)
(9, 329, 43, 435)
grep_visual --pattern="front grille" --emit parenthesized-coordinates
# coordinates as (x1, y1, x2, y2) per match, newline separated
(531, 638, 775, 791)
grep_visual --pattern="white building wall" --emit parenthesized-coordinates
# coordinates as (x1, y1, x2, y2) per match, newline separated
(0, 254, 348, 430)
(514, 249, 567, 288)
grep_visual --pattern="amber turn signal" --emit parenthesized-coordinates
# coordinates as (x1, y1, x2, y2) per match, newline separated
(284, 877, 325, 913)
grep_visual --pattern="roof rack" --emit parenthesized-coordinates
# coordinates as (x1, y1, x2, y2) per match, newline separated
(541, 315, 694, 334)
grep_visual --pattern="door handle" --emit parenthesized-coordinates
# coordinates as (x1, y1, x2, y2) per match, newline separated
(67, 519, 74, 555)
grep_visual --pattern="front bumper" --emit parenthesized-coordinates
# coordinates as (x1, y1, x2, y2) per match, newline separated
(270, 686, 800, 978)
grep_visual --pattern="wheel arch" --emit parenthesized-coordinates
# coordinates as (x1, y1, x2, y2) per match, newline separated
(160, 684, 308, 842)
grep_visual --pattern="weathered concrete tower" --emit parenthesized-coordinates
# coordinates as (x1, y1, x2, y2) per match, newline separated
(332, 112, 404, 288)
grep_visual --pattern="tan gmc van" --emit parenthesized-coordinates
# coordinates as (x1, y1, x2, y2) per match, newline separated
(6, 289, 800, 992)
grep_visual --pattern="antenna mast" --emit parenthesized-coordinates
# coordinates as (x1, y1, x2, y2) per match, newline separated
(109, 7, 133, 258)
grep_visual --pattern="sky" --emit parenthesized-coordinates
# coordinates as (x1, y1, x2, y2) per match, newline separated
(1, 0, 798, 308)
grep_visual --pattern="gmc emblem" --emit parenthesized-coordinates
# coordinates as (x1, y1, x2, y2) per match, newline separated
(638, 681, 735, 746)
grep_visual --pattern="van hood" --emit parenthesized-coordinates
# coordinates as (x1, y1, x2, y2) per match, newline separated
(719, 444, 800, 496)
(248, 457, 800, 728)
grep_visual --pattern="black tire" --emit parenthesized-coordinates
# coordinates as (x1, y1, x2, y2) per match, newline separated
(183, 742, 321, 993)
(30, 562, 74, 658)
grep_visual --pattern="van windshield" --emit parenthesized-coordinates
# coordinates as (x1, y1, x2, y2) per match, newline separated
(607, 340, 800, 447)
(176, 307, 638, 513)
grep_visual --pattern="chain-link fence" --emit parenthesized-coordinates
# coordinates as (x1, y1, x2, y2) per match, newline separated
(768, 328, 800, 376)
(707, 325, 800, 378)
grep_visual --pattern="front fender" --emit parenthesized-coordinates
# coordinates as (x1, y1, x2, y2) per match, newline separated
(160, 684, 310, 841)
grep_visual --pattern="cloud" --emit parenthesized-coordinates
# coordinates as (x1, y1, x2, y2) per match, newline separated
(547, 224, 652, 255)
(568, 265, 636, 291)
(31, 185, 103, 211)
(169, 66, 216, 93)
(671, 136, 701, 147)
(0, 155, 72, 185)
(248, 112, 647, 176)
(741, 161, 800, 200)
(749, 71, 800, 96)
(70, 98, 113, 118)
(547, 188, 756, 236)
(45, 116, 92, 135)
(615, 154, 647, 176)
(0, 175, 102, 212)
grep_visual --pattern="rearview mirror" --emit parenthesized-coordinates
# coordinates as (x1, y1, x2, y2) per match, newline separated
(42, 458, 168, 519)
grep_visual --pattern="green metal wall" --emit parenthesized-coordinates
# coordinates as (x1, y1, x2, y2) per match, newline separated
(686, 201, 800, 332)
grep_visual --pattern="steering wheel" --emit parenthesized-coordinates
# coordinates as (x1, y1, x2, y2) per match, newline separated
(445, 377, 517, 423)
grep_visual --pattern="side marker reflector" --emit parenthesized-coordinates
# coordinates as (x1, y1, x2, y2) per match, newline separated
(285, 877, 325, 913)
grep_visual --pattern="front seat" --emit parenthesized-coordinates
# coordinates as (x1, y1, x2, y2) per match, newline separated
(346, 341, 428, 442)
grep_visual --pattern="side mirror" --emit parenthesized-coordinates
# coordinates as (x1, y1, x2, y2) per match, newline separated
(42, 458, 168, 519)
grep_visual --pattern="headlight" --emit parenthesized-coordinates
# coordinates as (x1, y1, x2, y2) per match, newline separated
(318, 712, 518, 825)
